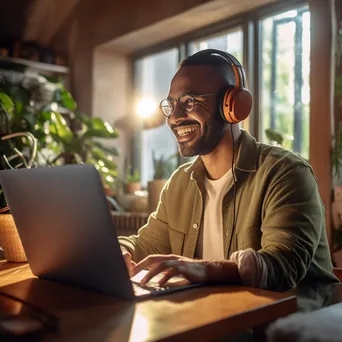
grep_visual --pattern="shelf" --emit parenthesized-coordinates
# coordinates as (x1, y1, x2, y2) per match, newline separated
(0, 56, 69, 75)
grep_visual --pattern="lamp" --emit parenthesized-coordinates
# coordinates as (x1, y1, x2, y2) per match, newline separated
(113, 97, 165, 131)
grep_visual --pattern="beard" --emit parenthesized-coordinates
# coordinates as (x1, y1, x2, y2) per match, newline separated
(178, 111, 226, 157)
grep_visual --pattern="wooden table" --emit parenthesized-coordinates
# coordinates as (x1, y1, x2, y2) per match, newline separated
(0, 261, 296, 342)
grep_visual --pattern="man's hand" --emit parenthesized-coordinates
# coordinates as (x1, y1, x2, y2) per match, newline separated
(130, 254, 242, 287)
(131, 254, 207, 286)
(121, 248, 136, 277)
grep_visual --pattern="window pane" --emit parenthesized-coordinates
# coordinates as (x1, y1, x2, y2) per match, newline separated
(189, 28, 243, 64)
(135, 48, 179, 186)
(260, 9, 310, 160)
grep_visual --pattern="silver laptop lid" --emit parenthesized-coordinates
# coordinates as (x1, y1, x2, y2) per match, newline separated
(0, 164, 134, 299)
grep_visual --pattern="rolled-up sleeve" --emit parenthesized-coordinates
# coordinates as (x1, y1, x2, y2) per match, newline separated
(257, 164, 323, 291)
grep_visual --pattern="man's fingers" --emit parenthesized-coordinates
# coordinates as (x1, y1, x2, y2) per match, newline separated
(131, 254, 178, 277)
(141, 261, 176, 285)
(158, 267, 180, 286)
(128, 260, 136, 277)
(131, 256, 159, 277)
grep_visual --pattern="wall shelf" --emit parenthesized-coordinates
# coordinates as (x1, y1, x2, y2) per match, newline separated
(0, 56, 69, 75)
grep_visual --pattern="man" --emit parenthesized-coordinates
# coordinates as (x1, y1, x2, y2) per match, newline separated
(119, 49, 337, 294)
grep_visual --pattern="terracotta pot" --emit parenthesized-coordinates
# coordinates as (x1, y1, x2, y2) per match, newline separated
(103, 183, 115, 197)
(148, 179, 167, 213)
(126, 182, 141, 194)
(0, 214, 27, 262)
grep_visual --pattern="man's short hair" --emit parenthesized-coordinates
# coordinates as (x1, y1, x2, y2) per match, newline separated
(178, 51, 237, 86)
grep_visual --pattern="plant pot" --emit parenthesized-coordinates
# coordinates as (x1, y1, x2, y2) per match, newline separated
(148, 179, 167, 214)
(103, 183, 115, 197)
(0, 214, 27, 263)
(126, 182, 141, 194)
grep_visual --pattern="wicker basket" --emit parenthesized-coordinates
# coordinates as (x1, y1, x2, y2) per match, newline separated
(0, 214, 27, 262)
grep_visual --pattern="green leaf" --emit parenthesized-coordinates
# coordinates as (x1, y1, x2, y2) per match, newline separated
(0, 92, 14, 115)
(265, 128, 284, 146)
(21, 112, 37, 130)
(89, 150, 117, 169)
(92, 141, 119, 156)
(49, 112, 73, 143)
(332, 123, 342, 178)
(336, 76, 342, 107)
(15, 101, 23, 114)
(73, 153, 84, 164)
(10, 86, 30, 114)
(40, 75, 62, 83)
(53, 86, 77, 111)
(82, 118, 119, 139)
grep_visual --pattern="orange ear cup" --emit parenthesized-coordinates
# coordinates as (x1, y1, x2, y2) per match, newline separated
(219, 64, 253, 124)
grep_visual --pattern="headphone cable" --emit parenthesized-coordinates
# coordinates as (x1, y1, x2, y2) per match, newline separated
(228, 124, 237, 255)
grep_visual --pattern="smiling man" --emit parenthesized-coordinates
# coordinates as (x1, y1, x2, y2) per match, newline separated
(118, 49, 337, 295)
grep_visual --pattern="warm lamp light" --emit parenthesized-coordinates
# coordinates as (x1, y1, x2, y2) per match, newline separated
(114, 98, 165, 131)
(135, 98, 158, 118)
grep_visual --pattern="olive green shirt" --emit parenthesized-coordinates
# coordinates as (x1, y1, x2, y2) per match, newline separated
(119, 130, 337, 291)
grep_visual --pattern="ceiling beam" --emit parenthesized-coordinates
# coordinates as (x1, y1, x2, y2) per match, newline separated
(23, 0, 81, 46)
(103, 0, 277, 53)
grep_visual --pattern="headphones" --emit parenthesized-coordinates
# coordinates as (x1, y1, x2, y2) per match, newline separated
(189, 49, 253, 124)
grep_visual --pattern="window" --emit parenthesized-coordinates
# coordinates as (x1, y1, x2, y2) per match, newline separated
(189, 28, 243, 64)
(133, 3, 311, 179)
(260, 9, 311, 159)
(135, 48, 179, 186)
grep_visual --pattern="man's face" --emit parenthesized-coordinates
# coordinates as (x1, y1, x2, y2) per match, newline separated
(167, 65, 227, 157)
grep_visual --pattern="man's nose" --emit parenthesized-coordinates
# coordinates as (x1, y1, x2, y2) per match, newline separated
(168, 102, 188, 125)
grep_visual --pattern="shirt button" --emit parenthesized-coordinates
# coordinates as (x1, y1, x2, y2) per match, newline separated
(193, 223, 198, 229)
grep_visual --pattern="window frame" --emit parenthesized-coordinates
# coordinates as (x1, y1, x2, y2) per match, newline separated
(131, 0, 309, 171)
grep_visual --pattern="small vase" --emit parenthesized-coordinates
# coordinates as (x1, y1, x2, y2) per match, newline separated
(0, 214, 27, 263)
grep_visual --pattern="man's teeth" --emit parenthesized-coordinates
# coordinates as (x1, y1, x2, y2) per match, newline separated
(177, 126, 197, 136)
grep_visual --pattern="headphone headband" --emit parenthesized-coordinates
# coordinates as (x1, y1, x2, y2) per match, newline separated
(188, 49, 252, 124)
(191, 49, 242, 67)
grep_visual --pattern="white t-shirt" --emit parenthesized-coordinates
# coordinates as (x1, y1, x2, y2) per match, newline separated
(201, 168, 268, 288)
(202, 169, 232, 260)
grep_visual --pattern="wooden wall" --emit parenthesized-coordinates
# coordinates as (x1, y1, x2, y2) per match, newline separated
(309, 0, 336, 245)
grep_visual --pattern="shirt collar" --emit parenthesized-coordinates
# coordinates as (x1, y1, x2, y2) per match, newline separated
(235, 129, 258, 173)
(184, 129, 259, 181)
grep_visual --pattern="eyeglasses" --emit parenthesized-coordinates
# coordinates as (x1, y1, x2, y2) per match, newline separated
(159, 93, 217, 118)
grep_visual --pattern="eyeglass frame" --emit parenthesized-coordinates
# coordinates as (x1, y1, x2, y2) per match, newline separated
(159, 92, 218, 118)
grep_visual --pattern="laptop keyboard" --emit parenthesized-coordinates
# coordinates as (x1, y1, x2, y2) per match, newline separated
(132, 281, 170, 296)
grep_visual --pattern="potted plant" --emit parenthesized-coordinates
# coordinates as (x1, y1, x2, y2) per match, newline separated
(125, 165, 141, 194)
(148, 150, 177, 213)
(0, 71, 120, 189)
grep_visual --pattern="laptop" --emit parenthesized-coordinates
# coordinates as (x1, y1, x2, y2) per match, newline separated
(0, 164, 199, 300)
